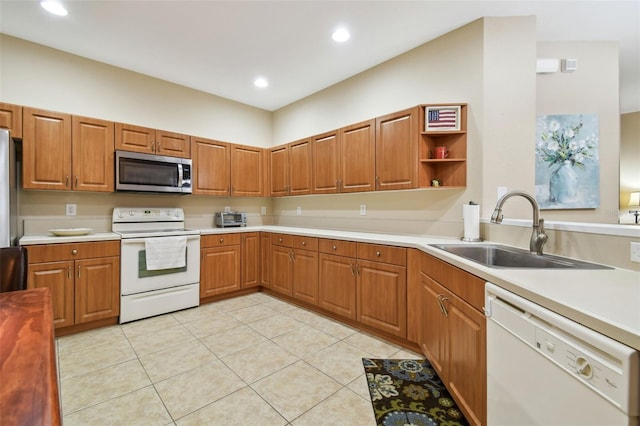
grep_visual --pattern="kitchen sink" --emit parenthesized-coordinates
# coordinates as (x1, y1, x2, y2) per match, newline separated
(429, 244, 612, 269)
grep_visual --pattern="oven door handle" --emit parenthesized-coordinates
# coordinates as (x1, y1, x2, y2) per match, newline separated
(120, 235, 201, 244)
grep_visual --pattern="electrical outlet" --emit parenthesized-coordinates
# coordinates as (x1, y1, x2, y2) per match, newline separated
(65, 203, 77, 216)
(224, 206, 231, 213)
(360, 204, 367, 216)
(261, 206, 267, 215)
(631, 242, 640, 263)
(296, 206, 302, 215)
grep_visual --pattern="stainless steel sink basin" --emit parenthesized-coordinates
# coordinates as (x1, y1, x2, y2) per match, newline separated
(429, 244, 612, 269)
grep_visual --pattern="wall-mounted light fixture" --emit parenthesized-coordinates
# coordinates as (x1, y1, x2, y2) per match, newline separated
(629, 191, 640, 224)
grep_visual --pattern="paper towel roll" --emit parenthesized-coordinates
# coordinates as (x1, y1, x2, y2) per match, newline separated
(463, 203, 481, 241)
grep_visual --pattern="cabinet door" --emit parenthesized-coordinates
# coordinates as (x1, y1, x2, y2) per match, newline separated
(156, 130, 190, 158)
(292, 249, 318, 305)
(22, 108, 72, 190)
(0, 102, 22, 138)
(72, 116, 115, 192)
(115, 123, 155, 154)
(200, 246, 241, 297)
(270, 245, 293, 296)
(260, 233, 271, 287)
(27, 261, 75, 328)
(312, 130, 339, 194)
(340, 120, 375, 193)
(445, 293, 486, 426)
(356, 259, 407, 337)
(269, 146, 289, 196)
(191, 137, 230, 195)
(318, 253, 357, 320)
(288, 139, 312, 196)
(375, 107, 419, 191)
(418, 272, 447, 374)
(241, 232, 260, 288)
(75, 257, 120, 324)
(231, 144, 264, 197)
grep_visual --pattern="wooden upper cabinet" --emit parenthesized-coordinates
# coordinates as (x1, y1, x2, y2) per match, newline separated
(72, 116, 114, 192)
(115, 123, 154, 154)
(231, 144, 265, 197)
(22, 108, 72, 190)
(115, 123, 190, 158)
(312, 130, 340, 194)
(0, 102, 22, 138)
(191, 137, 231, 196)
(375, 107, 419, 191)
(288, 139, 312, 196)
(156, 130, 190, 158)
(340, 119, 375, 193)
(269, 145, 289, 196)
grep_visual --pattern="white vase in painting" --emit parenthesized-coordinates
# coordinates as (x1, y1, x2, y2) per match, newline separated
(549, 160, 578, 203)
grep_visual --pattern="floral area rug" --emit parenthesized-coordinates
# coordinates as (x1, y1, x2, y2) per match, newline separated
(362, 358, 469, 426)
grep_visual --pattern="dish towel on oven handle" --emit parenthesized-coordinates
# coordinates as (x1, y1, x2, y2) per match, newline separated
(144, 236, 187, 270)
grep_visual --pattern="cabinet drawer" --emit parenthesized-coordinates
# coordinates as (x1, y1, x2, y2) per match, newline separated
(27, 241, 120, 263)
(319, 239, 357, 257)
(292, 236, 318, 251)
(421, 253, 485, 311)
(271, 233, 293, 247)
(357, 243, 406, 266)
(201, 234, 241, 248)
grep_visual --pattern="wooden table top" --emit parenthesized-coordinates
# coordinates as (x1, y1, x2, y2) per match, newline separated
(0, 288, 61, 426)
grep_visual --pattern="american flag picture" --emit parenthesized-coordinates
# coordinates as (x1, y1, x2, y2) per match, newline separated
(425, 106, 460, 131)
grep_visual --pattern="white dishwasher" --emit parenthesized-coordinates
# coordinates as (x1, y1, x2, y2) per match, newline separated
(485, 282, 639, 426)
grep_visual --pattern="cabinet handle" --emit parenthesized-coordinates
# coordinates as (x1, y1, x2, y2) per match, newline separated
(151, 141, 155, 152)
(375, 176, 379, 189)
(156, 141, 161, 152)
(338, 179, 342, 191)
(375, 251, 381, 257)
(77, 265, 81, 278)
(71, 249, 78, 255)
(67, 266, 71, 279)
(355, 264, 360, 276)
(301, 241, 306, 246)
(279, 238, 283, 243)
(332, 245, 337, 251)
(438, 295, 449, 318)
(65, 175, 70, 187)
(231, 186, 235, 194)
(75, 176, 78, 188)
(288, 251, 295, 262)
(350, 263, 356, 276)
(219, 238, 224, 243)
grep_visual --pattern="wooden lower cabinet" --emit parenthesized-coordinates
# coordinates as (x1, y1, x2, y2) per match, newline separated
(260, 233, 271, 287)
(357, 259, 406, 337)
(318, 253, 357, 320)
(241, 232, 260, 288)
(26, 241, 120, 329)
(413, 250, 486, 426)
(291, 248, 318, 305)
(271, 245, 293, 296)
(199, 234, 239, 298)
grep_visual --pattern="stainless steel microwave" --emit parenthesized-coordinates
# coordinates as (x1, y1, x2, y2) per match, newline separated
(116, 150, 192, 193)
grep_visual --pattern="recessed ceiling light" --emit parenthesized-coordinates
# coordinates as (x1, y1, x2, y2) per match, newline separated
(41, 1, 68, 16)
(254, 77, 269, 88)
(332, 28, 351, 43)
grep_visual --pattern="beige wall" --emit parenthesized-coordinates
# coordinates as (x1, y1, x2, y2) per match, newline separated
(0, 35, 272, 147)
(2, 19, 636, 269)
(536, 41, 620, 224)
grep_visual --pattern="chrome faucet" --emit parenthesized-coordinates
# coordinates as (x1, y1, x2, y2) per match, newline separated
(490, 190, 548, 255)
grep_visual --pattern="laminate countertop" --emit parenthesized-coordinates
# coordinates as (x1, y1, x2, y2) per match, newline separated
(19, 226, 640, 350)
(0, 288, 61, 426)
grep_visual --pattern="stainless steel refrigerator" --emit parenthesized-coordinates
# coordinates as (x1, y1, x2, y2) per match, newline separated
(0, 128, 19, 247)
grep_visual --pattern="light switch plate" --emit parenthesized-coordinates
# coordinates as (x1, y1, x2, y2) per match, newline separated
(261, 206, 267, 215)
(631, 242, 640, 263)
(360, 204, 366, 216)
(296, 206, 302, 215)
(224, 206, 231, 213)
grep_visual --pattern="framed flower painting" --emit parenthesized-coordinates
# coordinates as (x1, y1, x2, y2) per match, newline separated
(535, 114, 600, 209)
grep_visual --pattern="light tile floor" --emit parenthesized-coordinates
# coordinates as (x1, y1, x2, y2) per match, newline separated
(57, 292, 422, 425)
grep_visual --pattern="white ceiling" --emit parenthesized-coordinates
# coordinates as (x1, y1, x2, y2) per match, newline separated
(1, 1, 638, 112)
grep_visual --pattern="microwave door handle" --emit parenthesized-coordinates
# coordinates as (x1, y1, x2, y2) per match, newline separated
(177, 164, 184, 187)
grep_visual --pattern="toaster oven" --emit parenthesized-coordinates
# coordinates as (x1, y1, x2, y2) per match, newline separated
(214, 212, 247, 228)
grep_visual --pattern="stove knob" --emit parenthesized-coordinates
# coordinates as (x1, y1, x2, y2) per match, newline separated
(576, 356, 593, 379)
(118, 211, 125, 218)
(129, 210, 135, 216)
